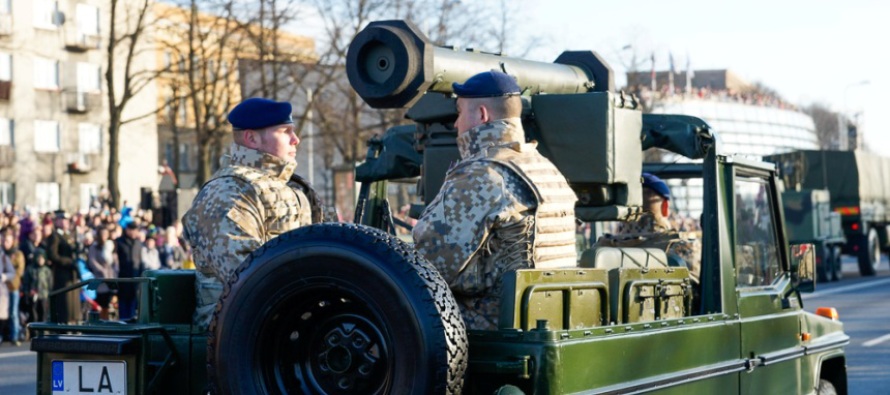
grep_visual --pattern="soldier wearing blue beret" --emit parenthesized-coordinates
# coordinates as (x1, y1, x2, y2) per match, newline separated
(413, 71, 578, 330)
(615, 172, 701, 286)
(182, 97, 325, 329)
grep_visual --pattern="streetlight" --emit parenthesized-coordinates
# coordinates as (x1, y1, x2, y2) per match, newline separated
(844, 79, 869, 113)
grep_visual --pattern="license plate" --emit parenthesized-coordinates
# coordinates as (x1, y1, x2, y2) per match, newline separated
(51, 360, 126, 394)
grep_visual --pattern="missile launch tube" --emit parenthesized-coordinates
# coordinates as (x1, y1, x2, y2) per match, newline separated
(347, 20, 614, 108)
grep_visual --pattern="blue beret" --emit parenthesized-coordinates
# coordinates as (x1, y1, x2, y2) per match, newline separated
(227, 98, 294, 130)
(452, 71, 521, 98)
(642, 172, 671, 200)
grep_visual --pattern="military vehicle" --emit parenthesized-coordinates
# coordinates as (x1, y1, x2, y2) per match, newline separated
(31, 20, 848, 395)
(766, 150, 890, 276)
(781, 189, 846, 282)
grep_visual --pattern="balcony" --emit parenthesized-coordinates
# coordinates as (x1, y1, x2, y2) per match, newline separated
(67, 152, 100, 174)
(64, 29, 100, 52)
(0, 14, 11, 36)
(0, 145, 14, 167)
(64, 90, 101, 113)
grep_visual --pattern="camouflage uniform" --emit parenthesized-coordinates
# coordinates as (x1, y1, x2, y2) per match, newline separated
(615, 213, 702, 284)
(183, 143, 317, 329)
(413, 118, 578, 330)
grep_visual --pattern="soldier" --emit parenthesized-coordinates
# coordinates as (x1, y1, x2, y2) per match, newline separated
(413, 71, 578, 330)
(183, 98, 324, 329)
(615, 173, 702, 284)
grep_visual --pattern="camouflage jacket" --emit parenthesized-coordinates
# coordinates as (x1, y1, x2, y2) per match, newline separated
(183, 143, 316, 328)
(413, 118, 577, 330)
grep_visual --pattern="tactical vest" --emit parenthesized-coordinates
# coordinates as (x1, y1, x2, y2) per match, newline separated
(206, 165, 313, 242)
(483, 144, 578, 268)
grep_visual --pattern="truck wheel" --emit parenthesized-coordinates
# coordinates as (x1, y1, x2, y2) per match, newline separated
(817, 244, 831, 283)
(857, 228, 881, 276)
(816, 379, 837, 395)
(209, 223, 468, 395)
(830, 246, 843, 282)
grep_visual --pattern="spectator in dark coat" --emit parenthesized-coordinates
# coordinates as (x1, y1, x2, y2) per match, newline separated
(115, 223, 142, 320)
(45, 211, 80, 324)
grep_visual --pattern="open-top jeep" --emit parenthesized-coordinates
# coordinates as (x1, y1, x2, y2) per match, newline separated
(31, 20, 847, 395)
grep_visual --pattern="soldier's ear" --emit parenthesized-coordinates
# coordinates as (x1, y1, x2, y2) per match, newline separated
(661, 200, 670, 218)
(242, 129, 261, 149)
(478, 104, 491, 123)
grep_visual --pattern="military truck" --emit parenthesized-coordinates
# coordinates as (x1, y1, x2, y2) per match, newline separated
(781, 189, 846, 282)
(30, 20, 848, 395)
(766, 150, 890, 276)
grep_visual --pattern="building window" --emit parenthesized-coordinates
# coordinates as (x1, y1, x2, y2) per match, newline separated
(0, 182, 13, 207)
(35, 182, 60, 213)
(79, 183, 99, 213)
(0, 0, 11, 15)
(78, 123, 101, 154)
(75, 3, 99, 37)
(0, 52, 10, 81)
(178, 143, 198, 172)
(164, 142, 174, 168)
(34, 57, 59, 90)
(178, 99, 187, 124)
(0, 117, 11, 146)
(34, 120, 60, 152)
(76, 62, 101, 92)
(33, 0, 59, 30)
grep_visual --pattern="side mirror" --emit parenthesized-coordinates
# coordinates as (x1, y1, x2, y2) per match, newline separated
(790, 243, 816, 293)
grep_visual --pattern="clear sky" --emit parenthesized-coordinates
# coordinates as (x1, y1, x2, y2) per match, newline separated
(515, 0, 889, 154)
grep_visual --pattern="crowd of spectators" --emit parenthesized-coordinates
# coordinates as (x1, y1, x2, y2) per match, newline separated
(630, 85, 799, 112)
(0, 202, 191, 346)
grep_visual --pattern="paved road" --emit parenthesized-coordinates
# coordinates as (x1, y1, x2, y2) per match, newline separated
(2, 257, 888, 394)
(0, 343, 35, 394)
(803, 257, 890, 395)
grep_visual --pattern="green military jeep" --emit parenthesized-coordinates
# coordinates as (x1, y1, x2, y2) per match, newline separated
(31, 20, 848, 395)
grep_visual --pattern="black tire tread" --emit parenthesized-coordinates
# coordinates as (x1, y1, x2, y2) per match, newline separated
(207, 222, 468, 394)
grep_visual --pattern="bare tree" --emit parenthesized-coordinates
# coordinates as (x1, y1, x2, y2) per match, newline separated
(105, 0, 158, 208)
(803, 103, 842, 149)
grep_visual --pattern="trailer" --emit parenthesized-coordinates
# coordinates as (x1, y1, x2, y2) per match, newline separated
(782, 189, 846, 281)
(766, 150, 890, 276)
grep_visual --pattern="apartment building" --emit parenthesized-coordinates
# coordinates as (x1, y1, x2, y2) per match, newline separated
(152, 2, 315, 190)
(0, 0, 157, 213)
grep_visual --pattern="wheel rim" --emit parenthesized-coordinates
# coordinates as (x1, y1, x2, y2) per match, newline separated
(871, 234, 880, 270)
(256, 285, 392, 394)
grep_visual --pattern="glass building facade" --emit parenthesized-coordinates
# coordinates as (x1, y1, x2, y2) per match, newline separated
(651, 99, 819, 217)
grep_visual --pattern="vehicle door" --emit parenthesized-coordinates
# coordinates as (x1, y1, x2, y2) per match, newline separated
(733, 165, 804, 394)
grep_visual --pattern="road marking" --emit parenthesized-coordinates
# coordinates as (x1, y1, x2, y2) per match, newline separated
(803, 277, 890, 300)
(863, 333, 890, 347)
(0, 350, 33, 359)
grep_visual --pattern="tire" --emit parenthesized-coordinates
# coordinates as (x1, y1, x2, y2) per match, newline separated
(830, 246, 843, 282)
(816, 379, 837, 395)
(209, 223, 468, 395)
(857, 228, 880, 276)
(817, 244, 831, 283)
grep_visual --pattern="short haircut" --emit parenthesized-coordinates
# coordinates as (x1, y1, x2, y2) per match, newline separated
(476, 95, 522, 119)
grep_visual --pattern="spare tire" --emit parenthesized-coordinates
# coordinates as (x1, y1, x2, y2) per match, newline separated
(209, 223, 468, 394)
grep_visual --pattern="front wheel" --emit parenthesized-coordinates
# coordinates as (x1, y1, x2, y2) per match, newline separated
(209, 223, 468, 395)
(857, 228, 881, 276)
